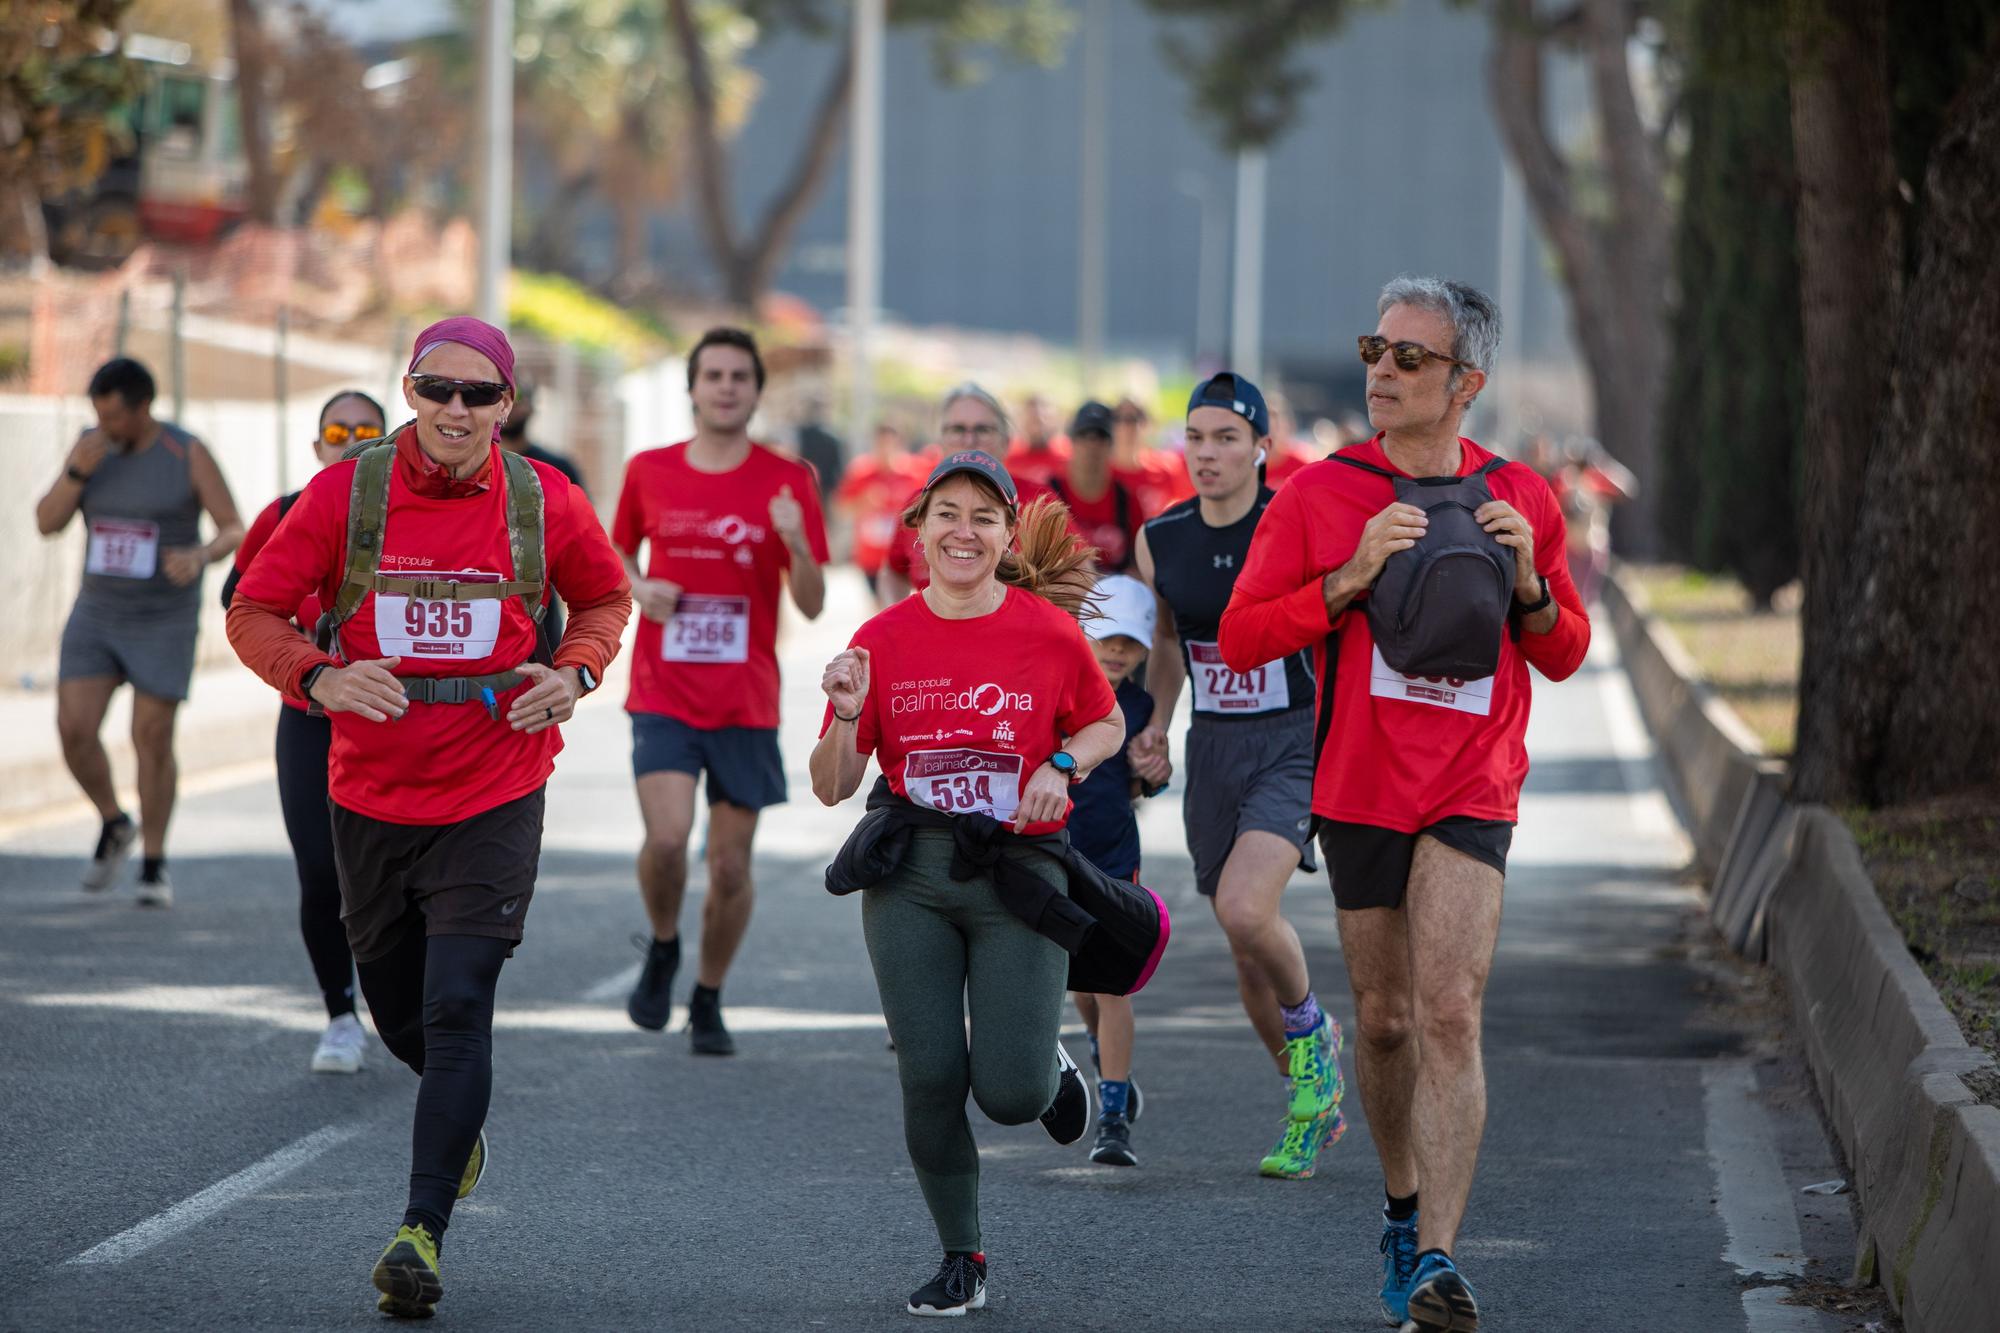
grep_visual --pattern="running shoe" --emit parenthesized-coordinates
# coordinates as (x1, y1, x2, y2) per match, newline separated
(80, 815, 136, 892)
(1404, 1251, 1478, 1332)
(371, 1223, 442, 1318)
(1258, 1111, 1336, 1179)
(310, 1013, 367, 1074)
(1380, 1210, 1421, 1326)
(457, 1128, 488, 1200)
(687, 988, 736, 1056)
(626, 934, 677, 1032)
(907, 1251, 986, 1316)
(1089, 1114, 1137, 1167)
(1284, 1015, 1342, 1123)
(134, 869, 173, 909)
(1039, 1041, 1091, 1145)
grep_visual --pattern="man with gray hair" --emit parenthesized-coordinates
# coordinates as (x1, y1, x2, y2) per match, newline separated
(1220, 276, 1590, 1332)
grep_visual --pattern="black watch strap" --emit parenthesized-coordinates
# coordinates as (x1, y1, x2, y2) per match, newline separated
(65, 465, 92, 484)
(1514, 574, 1552, 615)
(573, 664, 599, 695)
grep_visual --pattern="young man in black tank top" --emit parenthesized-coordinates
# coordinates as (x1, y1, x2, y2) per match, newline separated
(1131, 373, 1345, 1180)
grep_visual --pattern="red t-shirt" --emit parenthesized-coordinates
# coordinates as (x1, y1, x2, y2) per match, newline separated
(234, 494, 325, 713)
(1264, 444, 1319, 490)
(883, 475, 1054, 594)
(1005, 437, 1070, 490)
(1114, 457, 1182, 519)
(836, 453, 929, 573)
(1218, 436, 1590, 830)
(1050, 474, 1142, 573)
(612, 441, 830, 730)
(825, 586, 1117, 834)
(231, 442, 630, 824)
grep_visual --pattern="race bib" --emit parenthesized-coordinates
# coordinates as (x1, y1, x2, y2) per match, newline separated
(374, 579, 504, 660)
(1188, 640, 1291, 714)
(1368, 645, 1494, 717)
(85, 519, 159, 579)
(663, 594, 750, 663)
(903, 748, 1025, 822)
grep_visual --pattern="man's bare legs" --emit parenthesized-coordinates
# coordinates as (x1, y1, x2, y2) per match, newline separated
(635, 772, 699, 939)
(694, 800, 760, 989)
(129, 692, 180, 859)
(1211, 830, 1309, 1074)
(1337, 902, 1419, 1197)
(56, 677, 122, 820)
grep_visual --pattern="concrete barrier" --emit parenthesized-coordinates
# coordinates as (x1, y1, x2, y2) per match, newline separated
(1765, 809, 2000, 1331)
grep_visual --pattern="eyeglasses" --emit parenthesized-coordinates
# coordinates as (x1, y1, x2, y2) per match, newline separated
(940, 422, 1002, 441)
(410, 375, 509, 408)
(320, 422, 383, 447)
(1357, 335, 1473, 373)
(1113, 411, 1145, 425)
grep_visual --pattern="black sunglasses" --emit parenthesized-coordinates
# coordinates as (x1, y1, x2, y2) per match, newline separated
(410, 375, 509, 408)
(1357, 335, 1473, 372)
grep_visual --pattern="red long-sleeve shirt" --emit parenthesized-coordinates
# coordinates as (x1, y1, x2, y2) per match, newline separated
(1219, 436, 1589, 830)
(227, 428, 632, 824)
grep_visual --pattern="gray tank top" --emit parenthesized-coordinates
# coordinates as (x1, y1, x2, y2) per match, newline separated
(76, 421, 203, 615)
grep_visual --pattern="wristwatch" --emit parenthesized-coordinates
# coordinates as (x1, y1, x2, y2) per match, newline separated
(65, 466, 92, 484)
(1047, 750, 1082, 784)
(301, 663, 331, 700)
(573, 664, 599, 695)
(1513, 575, 1552, 616)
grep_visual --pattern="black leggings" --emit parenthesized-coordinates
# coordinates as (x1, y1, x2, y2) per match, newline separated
(356, 932, 511, 1239)
(274, 707, 355, 1019)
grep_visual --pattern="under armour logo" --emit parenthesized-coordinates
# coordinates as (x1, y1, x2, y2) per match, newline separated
(1213, 554, 1235, 569)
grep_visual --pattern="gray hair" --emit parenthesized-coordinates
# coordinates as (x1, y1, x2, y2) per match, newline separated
(938, 381, 1011, 439)
(1376, 275, 1503, 382)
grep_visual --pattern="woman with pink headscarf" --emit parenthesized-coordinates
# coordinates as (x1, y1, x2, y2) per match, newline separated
(227, 317, 632, 1318)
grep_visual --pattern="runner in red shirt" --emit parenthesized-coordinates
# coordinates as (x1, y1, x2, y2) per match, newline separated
(1219, 278, 1588, 1333)
(221, 388, 385, 1077)
(1261, 393, 1320, 490)
(613, 327, 830, 1054)
(1048, 400, 1144, 574)
(227, 317, 633, 1319)
(834, 422, 928, 606)
(1003, 392, 1070, 489)
(810, 450, 1121, 1316)
(1110, 396, 1185, 518)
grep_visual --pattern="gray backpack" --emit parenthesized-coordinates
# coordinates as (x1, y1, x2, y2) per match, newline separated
(1331, 452, 1516, 681)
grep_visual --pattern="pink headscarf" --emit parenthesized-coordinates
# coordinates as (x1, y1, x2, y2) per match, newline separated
(407, 316, 516, 389)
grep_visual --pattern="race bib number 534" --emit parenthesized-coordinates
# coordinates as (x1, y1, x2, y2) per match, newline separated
(903, 749, 1025, 822)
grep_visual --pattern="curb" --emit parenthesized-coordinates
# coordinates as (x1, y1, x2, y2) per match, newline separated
(1603, 564, 2000, 1331)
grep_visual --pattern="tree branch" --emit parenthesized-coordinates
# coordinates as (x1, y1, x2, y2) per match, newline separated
(666, 0, 743, 293)
(742, 31, 856, 303)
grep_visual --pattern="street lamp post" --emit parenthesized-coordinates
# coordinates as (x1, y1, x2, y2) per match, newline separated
(1229, 147, 1266, 383)
(846, 0, 885, 462)
(475, 0, 514, 330)
(1176, 170, 1225, 370)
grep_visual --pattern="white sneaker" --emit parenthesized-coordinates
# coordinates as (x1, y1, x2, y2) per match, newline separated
(310, 1013, 367, 1074)
(81, 817, 137, 892)
(134, 870, 173, 909)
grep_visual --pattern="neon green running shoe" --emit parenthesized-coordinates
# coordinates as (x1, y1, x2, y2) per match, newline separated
(372, 1223, 442, 1319)
(1259, 1106, 1348, 1178)
(1284, 1015, 1344, 1123)
(457, 1129, 488, 1200)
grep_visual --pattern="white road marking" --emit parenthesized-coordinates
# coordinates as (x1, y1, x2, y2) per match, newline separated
(580, 962, 641, 1003)
(1702, 1063, 1836, 1332)
(1591, 631, 1688, 851)
(67, 1122, 364, 1266)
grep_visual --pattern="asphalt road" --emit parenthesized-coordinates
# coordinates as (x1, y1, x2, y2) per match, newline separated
(0, 574, 1874, 1330)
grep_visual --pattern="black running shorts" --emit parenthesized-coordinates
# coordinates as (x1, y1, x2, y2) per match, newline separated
(329, 787, 545, 963)
(630, 712, 786, 811)
(1317, 816, 1513, 912)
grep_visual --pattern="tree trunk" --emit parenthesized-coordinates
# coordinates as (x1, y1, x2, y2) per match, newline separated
(227, 0, 281, 225)
(1834, 37, 2000, 804)
(665, 0, 853, 311)
(1487, 0, 1670, 554)
(1784, 0, 1902, 804)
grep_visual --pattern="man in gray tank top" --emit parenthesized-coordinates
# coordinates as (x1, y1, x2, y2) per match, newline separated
(33, 358, 245, 907)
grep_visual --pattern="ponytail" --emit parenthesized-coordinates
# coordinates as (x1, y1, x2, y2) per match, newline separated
(999, 495, 1099, 619)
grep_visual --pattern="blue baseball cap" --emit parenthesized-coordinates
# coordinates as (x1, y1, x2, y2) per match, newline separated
(920, 449, 1019, 507)
(1186, 372, 1270, 437)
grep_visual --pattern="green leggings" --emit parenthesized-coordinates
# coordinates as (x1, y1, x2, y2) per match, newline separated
(862, 830, 1071, 1253)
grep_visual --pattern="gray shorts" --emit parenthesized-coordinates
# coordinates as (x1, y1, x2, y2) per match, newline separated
(1182, 709, 1317, 897)
(58, 598, 199, 702)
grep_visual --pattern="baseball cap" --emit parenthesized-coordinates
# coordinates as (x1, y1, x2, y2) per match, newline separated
(920, 449, 1018, 507)
(1186, 372, 1270, 437)
(1070, 400, 1115, 439)
(1085, 573, 1156, 645)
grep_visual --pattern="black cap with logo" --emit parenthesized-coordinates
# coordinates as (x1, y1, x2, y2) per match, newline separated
(920, 449, 1019, 506)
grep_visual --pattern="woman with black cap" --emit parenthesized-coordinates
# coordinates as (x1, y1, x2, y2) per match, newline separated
(810, 441, 1126, 1317)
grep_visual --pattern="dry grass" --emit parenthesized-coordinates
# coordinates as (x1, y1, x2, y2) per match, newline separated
(1627, 564, 1800, 756)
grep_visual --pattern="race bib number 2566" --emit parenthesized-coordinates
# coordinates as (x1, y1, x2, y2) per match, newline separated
(663, 594, 750, 664)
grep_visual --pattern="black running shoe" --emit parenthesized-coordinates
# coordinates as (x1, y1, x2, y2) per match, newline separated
(1089, 1114, 1138, 1167)
(626, 934, 677, 1032)
(907, 1251, 986, 1316)
(1040, 1041, 1091, 1145)
(687, 988, 736, 1056)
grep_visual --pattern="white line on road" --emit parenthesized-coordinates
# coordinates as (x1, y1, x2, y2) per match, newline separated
(1702, 1063, 1836, 1332)
(67, 1122, 364, 1266)
(580, 962, 641, 1003)
(1590, 630, 1688, 851)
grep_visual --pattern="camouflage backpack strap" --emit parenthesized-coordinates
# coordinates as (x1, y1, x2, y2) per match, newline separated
(498, 448, 547, 624)
(329, 441, 397, 629)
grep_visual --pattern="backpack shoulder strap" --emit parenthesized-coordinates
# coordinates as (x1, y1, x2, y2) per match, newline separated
(1474, 455, 1510, 478)
(329, 442, 396, 627)
(499, 448, 548, 625)
(1329, 452, 1396, 480)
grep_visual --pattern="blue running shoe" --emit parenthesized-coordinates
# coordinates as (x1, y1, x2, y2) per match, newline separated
(1403, 1250, 1478, 1332)
(1379, 1210, 1420, 1326)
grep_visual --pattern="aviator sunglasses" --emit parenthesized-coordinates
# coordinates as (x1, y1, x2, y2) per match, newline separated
(1357, 334, 1473, 372)
(409, 374, 510, 408)
(319, 422, 383, 447)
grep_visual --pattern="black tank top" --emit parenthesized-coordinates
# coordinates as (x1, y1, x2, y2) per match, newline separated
(1144, 489, 1315, 721)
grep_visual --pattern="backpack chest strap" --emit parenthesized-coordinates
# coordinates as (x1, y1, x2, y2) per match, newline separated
(369, 575, 541, 601)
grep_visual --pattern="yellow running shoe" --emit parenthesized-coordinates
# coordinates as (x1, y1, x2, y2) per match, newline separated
(457, 1129, 488, 1200)
(1258, 1105, 1347, 1179)
(371, 1223, 442, 1319)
